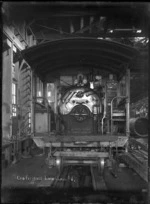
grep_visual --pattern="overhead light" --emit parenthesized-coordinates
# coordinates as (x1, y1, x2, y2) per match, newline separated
(56, 158, 61, 166)
(101, 158, 105, 166)
(90, 82, 94, 89)
(111, 28, 142, 33)
(136, 29, 142, 33)
(47, 91, 51, 97)
(109, 29, 113, 33)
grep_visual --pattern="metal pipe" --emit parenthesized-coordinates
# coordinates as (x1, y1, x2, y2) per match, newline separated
(110, 96, 126, 135)
(126, 68, 130, 138)
(130, 117, 148, 137)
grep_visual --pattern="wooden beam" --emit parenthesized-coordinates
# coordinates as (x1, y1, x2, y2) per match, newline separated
(3, 39, 17, 53)
(120, 153, 148, 182)
(33, 135, 119, 142)
(54, 151, 109, 158)
(97, 16, 106, 31)
(59, 26, 63, 34)
(80, 17, 84, 33)
(12, 22, 28, 46)
(76, 17, 99, 34)
(3, 25, 25, 51)
(89, 16, 94, 33)
(35, 32, 147, 42)
(70, 21, 74, 33)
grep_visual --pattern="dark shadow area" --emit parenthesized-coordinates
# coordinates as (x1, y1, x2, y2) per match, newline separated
(1, 187, 147, 204)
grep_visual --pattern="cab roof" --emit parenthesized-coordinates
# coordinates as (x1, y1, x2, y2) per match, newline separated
(22, 38, 139, 80)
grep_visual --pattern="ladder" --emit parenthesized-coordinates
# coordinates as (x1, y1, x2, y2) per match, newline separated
(110, 96, 126, 135)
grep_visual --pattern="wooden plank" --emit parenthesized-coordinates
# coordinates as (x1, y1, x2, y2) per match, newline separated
(48, 142, 102, 147)
(91, 166, 107, 190)
(120, 153, 148, 182)
(3, 25, 25, 50)
(54, 151, 109, 158)
(34, 135, 119, 142)
(129, 138, 148, 151)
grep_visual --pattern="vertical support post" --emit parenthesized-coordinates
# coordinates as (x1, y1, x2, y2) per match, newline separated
(80, 17, 84, 33)
(18, 60, 25, 138)
(44, 82, 51, 134)
(89, 16, 94, 33)
(32, 71, 36, 136)
(147, 24, 150, 204)
(117, 81, 121, 103)
(105, 82, 110, 135)
(107, 119, 110, 134)
(70, 21, 74, 33)
(54, 80, 59, 115)
(10, 41, 14, 139)
(54, 80, 60, 132)
(102, 83, 107, 135)
(43, 81, 47, 100)
(125, 68, 130, 138)
(31, 70, 34, 135)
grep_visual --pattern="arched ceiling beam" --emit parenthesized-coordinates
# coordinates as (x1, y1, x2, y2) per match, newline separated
(21, 38, 138, 78)
(22, 38, 137, 63)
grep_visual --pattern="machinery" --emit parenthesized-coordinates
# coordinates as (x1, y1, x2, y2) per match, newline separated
(21, 38, 148, 174)
(32, 71, 130, 173)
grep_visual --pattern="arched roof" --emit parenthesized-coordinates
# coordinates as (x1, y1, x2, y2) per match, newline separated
(22, 38, 139, 79)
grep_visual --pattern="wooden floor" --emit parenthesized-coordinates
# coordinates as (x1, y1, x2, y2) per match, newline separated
(2, 147, 147, 190)
(2, 146, 147, 203)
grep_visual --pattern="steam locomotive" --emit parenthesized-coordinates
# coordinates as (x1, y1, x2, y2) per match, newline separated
(33, 72, 130, 172)
(21, 38, 148, 172)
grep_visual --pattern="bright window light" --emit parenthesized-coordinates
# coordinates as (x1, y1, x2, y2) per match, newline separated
(56, 158, 61, 165)
(47, 91, 51, 97)
(109, 29, 113, 33)
(38, 91, 41, 96)
(90, 82, 94, 89)
(101, 158, 105, 166)
(136, 29, 142, 33)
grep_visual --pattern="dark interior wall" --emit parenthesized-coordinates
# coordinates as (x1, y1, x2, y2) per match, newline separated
(130, 74, 148, 102)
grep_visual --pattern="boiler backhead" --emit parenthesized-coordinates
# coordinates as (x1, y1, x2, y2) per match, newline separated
(59, 87, 101, 115)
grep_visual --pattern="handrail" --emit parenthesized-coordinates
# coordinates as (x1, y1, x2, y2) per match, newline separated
(111, 96, 126, 118)
(33, 96, 51, 135)
(110, 96, 127, 135)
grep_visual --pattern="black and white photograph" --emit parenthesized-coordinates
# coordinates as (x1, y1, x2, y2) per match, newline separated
(1, 2, 149, 203)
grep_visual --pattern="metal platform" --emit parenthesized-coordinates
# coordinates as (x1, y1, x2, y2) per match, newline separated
(54, 151, 109, 158)
(32, 134, 128, 148)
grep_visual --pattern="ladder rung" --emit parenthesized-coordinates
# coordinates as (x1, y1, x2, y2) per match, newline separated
(111, 118, 126, 121)
(112, 113, 125, 116)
